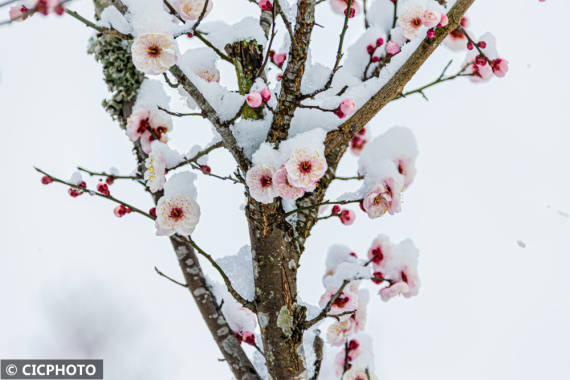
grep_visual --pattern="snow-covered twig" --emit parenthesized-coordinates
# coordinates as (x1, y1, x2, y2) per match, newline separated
(186, 237, 256, 311)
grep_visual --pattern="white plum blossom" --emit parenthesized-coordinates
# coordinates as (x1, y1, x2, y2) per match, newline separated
(131, 33, 177, 75)
(398, 2, 426, 40)
(155, 173, 200, 236)
(246, 164, 277, 204)
(272, 166, 305, 201)
(144, 143, 167, 193)
(177, 0, 213, 21)
(285, 148, 327, 189)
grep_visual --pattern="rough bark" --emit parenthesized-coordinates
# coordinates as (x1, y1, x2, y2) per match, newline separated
(246, 200, 307, 379)
(171, 236, 260, 380)
(266, 0, 316, 144)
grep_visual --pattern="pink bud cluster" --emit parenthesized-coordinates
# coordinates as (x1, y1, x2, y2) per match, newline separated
(9, 0, 65, 21)
(246, 88, 272, 108)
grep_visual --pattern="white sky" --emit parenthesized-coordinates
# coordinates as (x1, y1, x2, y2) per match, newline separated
(1, 1, 569, 379)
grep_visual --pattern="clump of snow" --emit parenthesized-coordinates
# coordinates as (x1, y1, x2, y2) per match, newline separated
(217, 245, 255, 301)
(198, 17, 267, 51)
(123, 0, 174, 35)
(68, 171, 83, 185)
(99, 6, 132, 35)
(134, 79, 171, 112)
(163, 171, 198, 200)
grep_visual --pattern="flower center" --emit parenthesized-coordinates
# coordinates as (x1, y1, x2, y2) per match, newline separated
(371, 247, 383, 263)
(412, 17, 422, 27)
(299, 160, 312, 174)
(146, 46, 161, 57)
(401, 270, 409, 284)
(170, 207, 184, 220)
(137, 118, 150, 134)
(260, 175, 272, 188)
(333, 293, 350, 308)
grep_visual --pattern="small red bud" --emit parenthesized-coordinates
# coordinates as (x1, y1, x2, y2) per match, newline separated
(200, 165, 211, 175)
(97, 183, 110, 196)
(478, 41, 487, 48)
(106, 176, 115, 185)
(332, 205, 341, 215)
(366, 44, 375, 55)
(187, 32, 194, 38)
(372, 271, 385, 284)
(149, 207, 157, 218)
(348, 339, 360, 351)
(41, 176, 53, 185)
(371, 56, 380, 63)
(467, 42, 474, 50)
(376, 37, 384, 47)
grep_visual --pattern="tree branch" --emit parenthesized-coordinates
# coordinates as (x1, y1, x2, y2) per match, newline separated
(266, 0, 316, 144)
(324, 0, 476, 156)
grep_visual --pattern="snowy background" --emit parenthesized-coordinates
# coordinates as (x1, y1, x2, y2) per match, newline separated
(1, 1, 569, 379)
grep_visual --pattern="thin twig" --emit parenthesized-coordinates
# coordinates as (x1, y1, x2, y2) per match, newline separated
(155, 266, 188, 288)
(158, 105, 203, 117)
(168, 141, 223, 171)
(34, 167, 153, 219)
(65, 9, 132, 39)
(283, 199, 361, 219)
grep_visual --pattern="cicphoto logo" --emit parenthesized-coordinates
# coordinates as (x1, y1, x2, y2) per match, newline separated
(0, 360, 103, 379)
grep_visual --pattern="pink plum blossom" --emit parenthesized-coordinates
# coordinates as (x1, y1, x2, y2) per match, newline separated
(246, 92, 263, 108)
(126, 108, 151, 142)
(379, 281, 410, 301)
(131, 33, 177, 75)
(319, 288, 359, 321)
(340, 209, 356, 225)
(246, 164, 277, 204)
(362, 178, 403, 219)
(422, 9, 441, 28)
(367, 234, 394, 272)
(9, 5, 29, 21)
(386, 40, 401, 56)
(155, 193, 201, 236)
(272, 166, 305, 201)
(398, 3, 425, 40)
(466, 62, 493, 83)
(396, 157, 417, 189)
(285, 148, 327, 189)
(491, 58, 509, 77)
(327, 318, 357, 346)
(330, 0, 361, 16)
(177, 0, 213, 21)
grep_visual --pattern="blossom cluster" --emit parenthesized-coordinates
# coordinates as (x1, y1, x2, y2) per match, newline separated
(9, 0, 65, 21)
(126, 108, 173, 154)
(318, 236, 420, 377)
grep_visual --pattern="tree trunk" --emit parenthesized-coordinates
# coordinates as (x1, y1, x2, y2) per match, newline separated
(247, 201, 308, 379)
